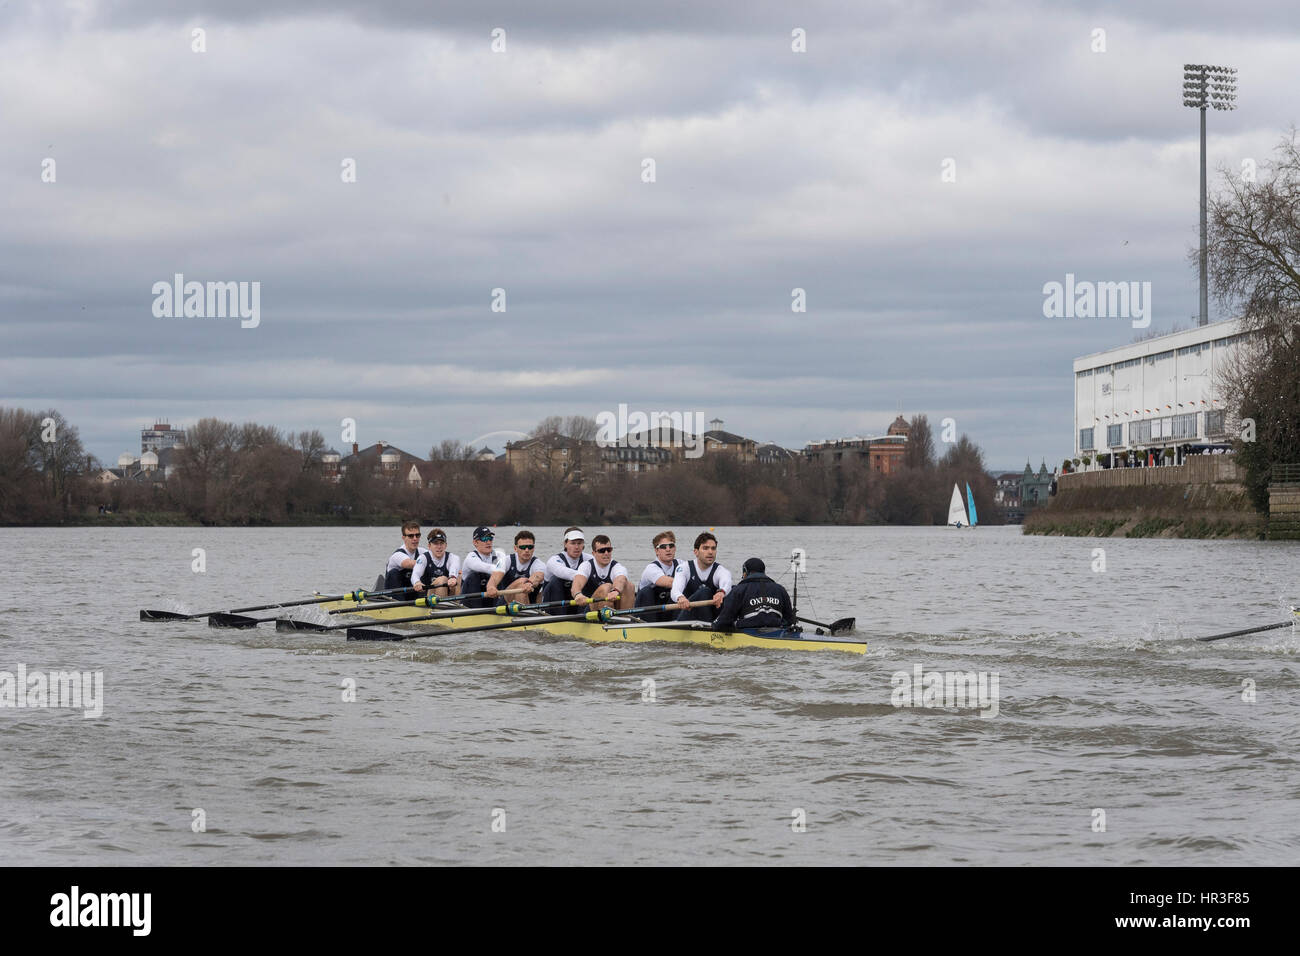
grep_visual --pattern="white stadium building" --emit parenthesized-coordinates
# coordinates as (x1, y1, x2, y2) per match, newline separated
(1073, 318, 1248, 465)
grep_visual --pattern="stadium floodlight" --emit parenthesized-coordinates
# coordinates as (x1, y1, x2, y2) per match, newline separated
(1184, 64, 1238, 327)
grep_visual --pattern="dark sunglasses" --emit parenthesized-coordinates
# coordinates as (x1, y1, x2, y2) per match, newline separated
(656, 543, 675, 549)
(475, 534, 495, 541)
(404, 533, 419, 538)
(517, 544, 535, 550)
(595, 547, 613, 554)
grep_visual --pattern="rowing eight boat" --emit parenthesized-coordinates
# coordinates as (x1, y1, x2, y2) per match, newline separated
(317, 597, 869, 654)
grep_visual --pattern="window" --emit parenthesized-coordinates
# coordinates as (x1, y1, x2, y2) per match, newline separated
(1080, 428, 1095, 451)
(1206, 409, 1226, 436)
(1077, 369, 1094, 378)
(1172, 413, 1198, 438)
(1107, 424, 1123, 447)
(1131, 420, 1152, 443)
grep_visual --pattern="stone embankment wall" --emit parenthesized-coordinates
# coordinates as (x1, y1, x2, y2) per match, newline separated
(1267, 485, 1300, 540)
(1023, 457, 1263, 538)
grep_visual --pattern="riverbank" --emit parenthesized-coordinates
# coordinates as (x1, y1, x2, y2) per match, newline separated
(9, 511, 408, 528)
(1023, 458, 1264, 538)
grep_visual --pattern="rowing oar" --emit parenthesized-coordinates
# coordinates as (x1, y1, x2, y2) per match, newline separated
(276, 599, 528, 633)
(345, 600, 717, 642)
(795, 615, 856, 636)
(340, 598, 597, 640)
(141, 587, 411, 624)
(1195, 611, 1298, 643)
(208, 586, 438, 629)
(326, 588, 526, 615)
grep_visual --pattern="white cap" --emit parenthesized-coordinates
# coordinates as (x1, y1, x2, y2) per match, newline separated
(564, 529, 585, 542)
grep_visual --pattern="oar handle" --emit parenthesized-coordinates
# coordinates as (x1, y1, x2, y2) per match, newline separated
(626, 599, 716, 615)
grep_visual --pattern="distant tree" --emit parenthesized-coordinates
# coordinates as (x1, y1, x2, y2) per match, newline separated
(0, 407, 47, 521)
(529, 415, 598, 440)
(293, 430, 328, 472)
(563, 415, 599, 441)
(31, 409, 89, 518)
(428, 440, 476, 461)
(904, 414, 935, 469)
(235, 422, 282, 451)
(743, 485, 791, 524)
(530, 416, 564, 438)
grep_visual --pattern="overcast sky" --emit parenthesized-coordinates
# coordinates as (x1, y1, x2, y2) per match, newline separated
(3, 0, 1296, 471)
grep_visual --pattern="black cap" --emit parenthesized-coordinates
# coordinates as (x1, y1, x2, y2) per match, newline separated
(742, 557, 765, 575)
(473, 525, 494, 539)
(428, 532, 446, 542)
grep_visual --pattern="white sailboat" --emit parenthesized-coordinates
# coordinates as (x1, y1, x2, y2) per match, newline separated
(947, 483, 968, 527)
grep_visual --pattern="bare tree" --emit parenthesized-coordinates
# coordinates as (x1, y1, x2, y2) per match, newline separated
(429, 439, 476, 461)
(903, 414, 934, 469)
(293, 429, 328, 472)
(529, 415, 598, 440)
(1204, 128, 1300, 508)
(530, 416, 564, 438)
(1205, 127, 1300, 335)
(563, 415, 599, 441)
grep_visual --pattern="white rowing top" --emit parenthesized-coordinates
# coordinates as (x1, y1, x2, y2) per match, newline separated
(461, 549, 505, 577)
(544, 551, 593, 582)
(412, 550, 462, 580)
(669, 559, 732, 601)
(386, 545, 424, 573)
(638, 559, 680, 589)
(575, 558, 630, 587)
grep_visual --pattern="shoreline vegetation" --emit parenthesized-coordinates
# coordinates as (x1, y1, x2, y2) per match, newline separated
(3, 409, 1008, 529)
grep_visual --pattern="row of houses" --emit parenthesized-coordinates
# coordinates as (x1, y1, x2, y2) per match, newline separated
(102, 417, 1048, 501)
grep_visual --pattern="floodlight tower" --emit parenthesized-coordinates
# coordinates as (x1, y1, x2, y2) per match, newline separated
(1183, 63, 1237, 327)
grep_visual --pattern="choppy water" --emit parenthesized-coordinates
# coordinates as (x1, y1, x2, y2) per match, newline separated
(1, 525, 1297, 865)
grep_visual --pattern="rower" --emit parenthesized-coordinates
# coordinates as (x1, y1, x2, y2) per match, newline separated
(635, 531, 681, 622)
(572, 535, 634, 610)
(488, 530, 546, 605)
(672, 531, 732, 622)
(459, 526, 504, 608)
(541, 527, 591, 611)
(382, 520, 424, 594)
(412, 528, 461, 597)
(713, 558, 795, 631)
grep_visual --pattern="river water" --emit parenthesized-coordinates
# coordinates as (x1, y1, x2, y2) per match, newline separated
(1, 524, 1297, 865)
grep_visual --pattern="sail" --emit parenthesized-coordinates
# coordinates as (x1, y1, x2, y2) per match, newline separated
(948, 484, 967, 526)
(966, 482, 978, 527)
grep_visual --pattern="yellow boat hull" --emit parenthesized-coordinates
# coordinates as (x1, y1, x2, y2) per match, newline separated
(323, 600, 867, 655)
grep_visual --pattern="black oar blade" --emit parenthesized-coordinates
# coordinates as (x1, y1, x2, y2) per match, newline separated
(208, 612, 266, 629)
(828, 617, 856, 636)
(140, 609, 194, 621)
(276, 618, 330, 632)
(346, 626, 416, 642)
